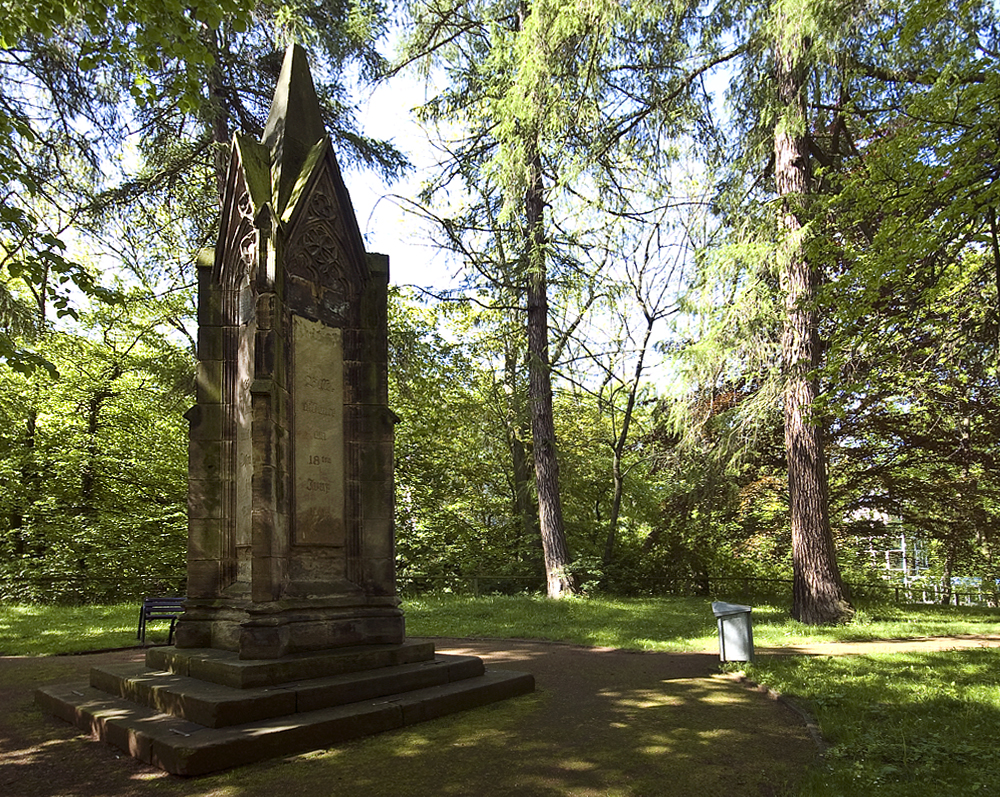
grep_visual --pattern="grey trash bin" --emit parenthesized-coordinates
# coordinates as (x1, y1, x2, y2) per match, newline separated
(712, 601, 754, 662)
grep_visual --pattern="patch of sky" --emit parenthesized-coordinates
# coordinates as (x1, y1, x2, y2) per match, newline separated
(344, 56, 465, 293)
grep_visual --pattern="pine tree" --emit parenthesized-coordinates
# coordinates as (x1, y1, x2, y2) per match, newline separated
(397, 0, 710, 596)
(772, 0, 851, 623)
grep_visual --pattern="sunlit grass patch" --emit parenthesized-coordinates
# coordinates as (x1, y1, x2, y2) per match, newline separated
(401, 593, 1000, 652)
(0, 603, 144, 655)
(402, 594, 720, 650)
(3, 593, 1000, 657)
(743, 648, 1000, 796)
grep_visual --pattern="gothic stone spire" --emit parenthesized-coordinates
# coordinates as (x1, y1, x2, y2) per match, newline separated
(262, 43, 327, 218)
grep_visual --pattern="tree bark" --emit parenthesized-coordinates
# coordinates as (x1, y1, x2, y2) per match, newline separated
(525, 132, 574, 598)
(775, 11, 852, 624)
(604, 451, 624, 568)
(517, 0, 574, 598)
(205, 29, 231, 201)
(505, 344, 540, 561)
(526, 171, 574, 596)
(941, 546, 955, 606)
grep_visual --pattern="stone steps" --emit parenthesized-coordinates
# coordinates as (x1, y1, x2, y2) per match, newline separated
(36, 644, 534, 776)
(88, 654, 486, 728)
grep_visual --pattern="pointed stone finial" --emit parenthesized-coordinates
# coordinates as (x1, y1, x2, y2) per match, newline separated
(262, 43, 327, 216)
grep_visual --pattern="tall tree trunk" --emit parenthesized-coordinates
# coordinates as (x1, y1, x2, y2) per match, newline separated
(775, 9, 852, 624)
(604, 453, 624, 568)
(505, 344, 540, 561)
(80, 392, 103, 508)
(941, 545, 955, 606)
(526, 166, 574, 596)
(519, 0, 574, 598)
(81, 374, 118, 512)
(205, 30, 231, 200)
(525, 134, 574, 598)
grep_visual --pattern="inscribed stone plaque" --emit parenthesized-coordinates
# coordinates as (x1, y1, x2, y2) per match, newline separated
(293, 315, 345, 545)
(235, 312, 255, 558)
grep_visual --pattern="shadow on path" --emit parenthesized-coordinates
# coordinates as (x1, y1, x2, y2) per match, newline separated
(3, 639, 818, 797)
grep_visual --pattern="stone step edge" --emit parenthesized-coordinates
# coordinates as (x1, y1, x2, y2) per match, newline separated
(145, 639, 437, 689)
(37, 667, 535, 776)
(90, 654, 486, 728)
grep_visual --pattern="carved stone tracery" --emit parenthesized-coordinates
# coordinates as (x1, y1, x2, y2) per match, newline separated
(284, 170, 360, 309)
(220, 178, 257, 292)
(215, 167, 258, 594)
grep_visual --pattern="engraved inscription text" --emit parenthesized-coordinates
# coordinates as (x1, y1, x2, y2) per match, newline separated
(293, 316, 345, 545)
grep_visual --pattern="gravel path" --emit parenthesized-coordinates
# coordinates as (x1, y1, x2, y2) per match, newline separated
(6, 635, 993, 797)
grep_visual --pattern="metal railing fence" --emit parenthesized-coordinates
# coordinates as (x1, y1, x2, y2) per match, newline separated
(1, 571, 996, 607)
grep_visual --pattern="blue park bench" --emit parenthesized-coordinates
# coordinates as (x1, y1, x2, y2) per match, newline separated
(137, 596, 185, 644)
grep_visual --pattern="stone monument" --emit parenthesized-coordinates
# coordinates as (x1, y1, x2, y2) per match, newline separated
(178, 41, 401, 660)
(36, 44, 533, 776)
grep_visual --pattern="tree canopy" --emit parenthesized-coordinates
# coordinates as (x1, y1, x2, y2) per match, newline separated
(3, 0, 1000, 619)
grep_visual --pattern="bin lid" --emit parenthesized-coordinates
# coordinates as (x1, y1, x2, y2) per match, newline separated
(712, 601, 752, 617)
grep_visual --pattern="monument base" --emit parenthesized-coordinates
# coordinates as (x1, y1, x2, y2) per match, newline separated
(173, 597, 406, 659)
(36, 641, 534, 776)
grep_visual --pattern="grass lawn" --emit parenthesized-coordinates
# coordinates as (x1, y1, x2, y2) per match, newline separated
(4, 593, 1000, 656)
(4, 594, 1000, 795)
(403, 594, 1000, 651)
(0, 603, 141, 655)
(742, 649, 1000, 796)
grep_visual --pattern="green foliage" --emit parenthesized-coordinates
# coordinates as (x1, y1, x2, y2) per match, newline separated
(552, 391, 660, 563)
(630, 389, 793, 595)
(0, 0, 254, 371)
(389, 290, 672, 590)
(0, 292, 191, 603)
(670, 0, 1000, 610)
(3, 0, 997, 613)
(826, 248, 1000, 592)
(803, 0, 1000, 591)
(0, 0, 252, 99)
(0, 0, 404, 373)
(391, 291, 545, 581)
